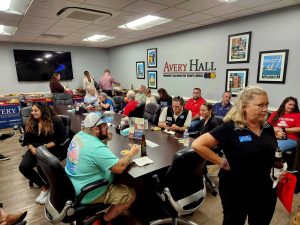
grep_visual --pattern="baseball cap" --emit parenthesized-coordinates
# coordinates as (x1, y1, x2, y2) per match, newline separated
(84, 112, 111, 128)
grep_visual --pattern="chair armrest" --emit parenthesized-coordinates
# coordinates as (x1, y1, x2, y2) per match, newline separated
(73, 179, 109, 207)
(19, 134, 26, 146)
(59, 138, 70, 147)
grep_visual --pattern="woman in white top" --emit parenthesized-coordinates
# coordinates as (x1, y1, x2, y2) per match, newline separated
(145, 88, 157, 105)
(82, 71, 95, 92)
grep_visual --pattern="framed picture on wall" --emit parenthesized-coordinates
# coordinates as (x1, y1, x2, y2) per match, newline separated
(136, 61, 145, 79)
(225, 69, 248, 96)
(147, 70, 157, 89)
(147, 48, 157, 68)
(227, 31, 252, 64)
(257, 49, 289, 84)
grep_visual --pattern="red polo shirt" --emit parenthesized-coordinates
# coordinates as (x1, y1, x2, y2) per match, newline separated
(184, 97, 206, 118)
(123, 100, 139, 116)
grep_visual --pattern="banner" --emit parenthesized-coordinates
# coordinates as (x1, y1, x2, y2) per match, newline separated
(0, 104, 21, 129)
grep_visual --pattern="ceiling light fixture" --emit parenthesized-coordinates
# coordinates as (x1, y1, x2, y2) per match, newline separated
(44, 54, 52, 58)
(119, 15, 172, 30)
(0, 0, 11, 11)
(0, 25, 4, 33)
(0, 24, 17, 35)
(82, 34, 114, 42)
(219, 0, 239, 3)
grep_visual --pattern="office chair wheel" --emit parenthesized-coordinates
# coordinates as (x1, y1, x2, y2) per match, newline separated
(29, 181, 34, 187)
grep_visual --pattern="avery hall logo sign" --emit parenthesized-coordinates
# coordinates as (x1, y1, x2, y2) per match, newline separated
(163, 59, 216, 79)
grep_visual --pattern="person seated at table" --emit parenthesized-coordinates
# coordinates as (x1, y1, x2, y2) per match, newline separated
(157, 88, 172, 109)
(84, 86, 99, 107)
(195, 102, 222, 137)
(145, 88, 157, 105)
(158, 96, 192, 133)
(49, 72, 65, 93)
(268, 96, 300, 152)
(0, 203, 27, 225)
(99, 92, 114, 111)
(213, 91, 232, 117)
(65, 112, 139, 225)
(135, 85, 146, 103)
(19, 102, 66, 205)
(123, 90, 139, 116)
(82, 71, 96, 93)
(184, 88, 206, 132)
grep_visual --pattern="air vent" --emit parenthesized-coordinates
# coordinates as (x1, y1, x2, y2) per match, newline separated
(40, 34, 65, 39)
(66, 11, 104, 21)
(57, 7, 112, 22)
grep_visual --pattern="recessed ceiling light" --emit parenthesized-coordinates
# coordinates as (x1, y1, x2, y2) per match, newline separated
(44, 54, 52, 58)
(35, 58, 43, 61)
(0, 0, 11, 11)
(0, 24, 17, 35)
(0, 25, 4, 33)
(119, 15, 172, 30)
(82, 34, 114, 42)
(219, 0, 239, 3)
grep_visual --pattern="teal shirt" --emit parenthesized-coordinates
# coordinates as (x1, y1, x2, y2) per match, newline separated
(65, 131, 119, 204)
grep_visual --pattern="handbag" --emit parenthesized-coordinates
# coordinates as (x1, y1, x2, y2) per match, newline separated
(93, 77, 100, 91)
(276, 172, 297, 213)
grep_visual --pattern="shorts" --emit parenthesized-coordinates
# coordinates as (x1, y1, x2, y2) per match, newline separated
(92, 184, 135, 205)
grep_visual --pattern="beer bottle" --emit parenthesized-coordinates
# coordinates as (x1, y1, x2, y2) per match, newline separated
(274, 147, 284, 169)
(141, 134, 147, 157)
(281, 127, 287, 140)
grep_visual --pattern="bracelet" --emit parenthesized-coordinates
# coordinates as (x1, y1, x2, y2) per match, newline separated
(220, 158, 228, 169)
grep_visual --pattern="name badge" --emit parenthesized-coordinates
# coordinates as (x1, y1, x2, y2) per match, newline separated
(239, 135, 252, 142)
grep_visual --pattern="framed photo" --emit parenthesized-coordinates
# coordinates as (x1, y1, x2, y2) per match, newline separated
(147, 48, 157, 68)
(227, 31, 252, 64)
(136, 61, 145, 79)
(257, 49, 289, 84)
(225, 69, 248, 96)
(147, 70, 157, 89)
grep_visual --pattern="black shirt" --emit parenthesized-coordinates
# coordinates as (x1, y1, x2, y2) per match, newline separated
(210, 121, 277, 185)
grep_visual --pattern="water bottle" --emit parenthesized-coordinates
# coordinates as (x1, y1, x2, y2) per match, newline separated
(110, 104, 114, 112)
(183, 129, 189, 147)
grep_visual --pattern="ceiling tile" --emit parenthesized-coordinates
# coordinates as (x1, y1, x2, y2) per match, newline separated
(84, 0, 137, 10)
(234, 0, 282, 8)
(21, 16, 58, 25)
(25, 7, 60, 19)
(154, 7, 194, 19)
(0, 20, 19, 27)
(54, 19, 89, 28)
(0, 12, 22, 22)
(200, 17, 227, 25)
(146, 0, 188, 6)
(177, 12, 214, 23)
(201, 4, 246, 16)
(176, 0, 224, 12)
(253, 0, 299, 12)
(159, 20, 192, 28)
(221, 8, 260, 19)
(46, 25, 80, 33)
(0, 35, 11, 41)
(123, 0, 169, 14)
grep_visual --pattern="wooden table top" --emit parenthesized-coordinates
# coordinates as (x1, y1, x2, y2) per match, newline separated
(52, 105, 192, 178)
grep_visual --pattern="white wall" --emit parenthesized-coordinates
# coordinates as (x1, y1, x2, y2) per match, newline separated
(108, 6, 300, 107)
(0, 42, 109, 94)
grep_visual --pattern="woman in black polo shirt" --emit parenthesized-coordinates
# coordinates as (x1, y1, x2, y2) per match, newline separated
(192, 86, 277, 225)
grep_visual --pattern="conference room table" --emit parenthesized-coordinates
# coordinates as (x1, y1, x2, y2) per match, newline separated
(52, 105, 193, 179)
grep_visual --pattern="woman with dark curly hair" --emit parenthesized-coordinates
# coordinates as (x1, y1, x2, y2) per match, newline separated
(19, 102, 66, 204)
(268, 96, 300, 152)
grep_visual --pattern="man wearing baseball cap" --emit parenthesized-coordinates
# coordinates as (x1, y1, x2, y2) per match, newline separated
(65, 112, 139, 225)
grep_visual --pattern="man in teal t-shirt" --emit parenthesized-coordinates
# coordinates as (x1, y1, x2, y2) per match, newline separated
(65, 112, 139, 224)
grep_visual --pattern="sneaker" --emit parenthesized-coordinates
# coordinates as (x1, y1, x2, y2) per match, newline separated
(0, 154, 10, 161)
(39, 194, 48, 205)
(0, 132, 15, 140)
(35, 190, 49, 204)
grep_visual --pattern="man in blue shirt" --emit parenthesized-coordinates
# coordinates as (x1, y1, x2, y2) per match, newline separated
(213, 91, 232, 117)
(65, 112, 139, 224)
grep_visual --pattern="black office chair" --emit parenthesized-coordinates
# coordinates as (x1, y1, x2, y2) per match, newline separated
(18, 106, 32, 145)
(36, 146, 110, 225)
(143, 103, 161, 125)
(128, 102, 145, 118)
(53, 93, 73, 106)
(150, 149, 206, 225)
(56, 115, 72, 161)
(112, 96, 125, 112)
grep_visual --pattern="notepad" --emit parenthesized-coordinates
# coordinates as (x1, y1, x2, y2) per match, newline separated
(146, 140, 159, 148)
(133, 156, 154, 167)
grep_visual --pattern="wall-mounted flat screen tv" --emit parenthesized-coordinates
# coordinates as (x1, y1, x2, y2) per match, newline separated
(13, 49, 74, 81)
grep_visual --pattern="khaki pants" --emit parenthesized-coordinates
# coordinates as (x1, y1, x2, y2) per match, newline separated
(92, 184, 134, 205)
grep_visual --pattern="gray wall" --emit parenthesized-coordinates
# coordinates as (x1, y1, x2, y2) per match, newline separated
(108, 6, 300, 107)
(0, 42, 109, 94)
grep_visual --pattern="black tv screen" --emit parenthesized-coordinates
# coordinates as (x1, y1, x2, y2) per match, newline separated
(13, 49, 74, 81)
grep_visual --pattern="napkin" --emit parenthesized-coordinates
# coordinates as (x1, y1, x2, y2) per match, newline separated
(133, 156, 154, 167)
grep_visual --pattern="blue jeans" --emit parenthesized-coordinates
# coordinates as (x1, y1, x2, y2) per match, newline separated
(188, 119, 201, 132)
(277, 139, 297, 153)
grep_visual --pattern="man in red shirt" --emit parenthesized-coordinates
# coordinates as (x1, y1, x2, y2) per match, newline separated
(184, 88, 206, 132)
(123, 90, 139, 116)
